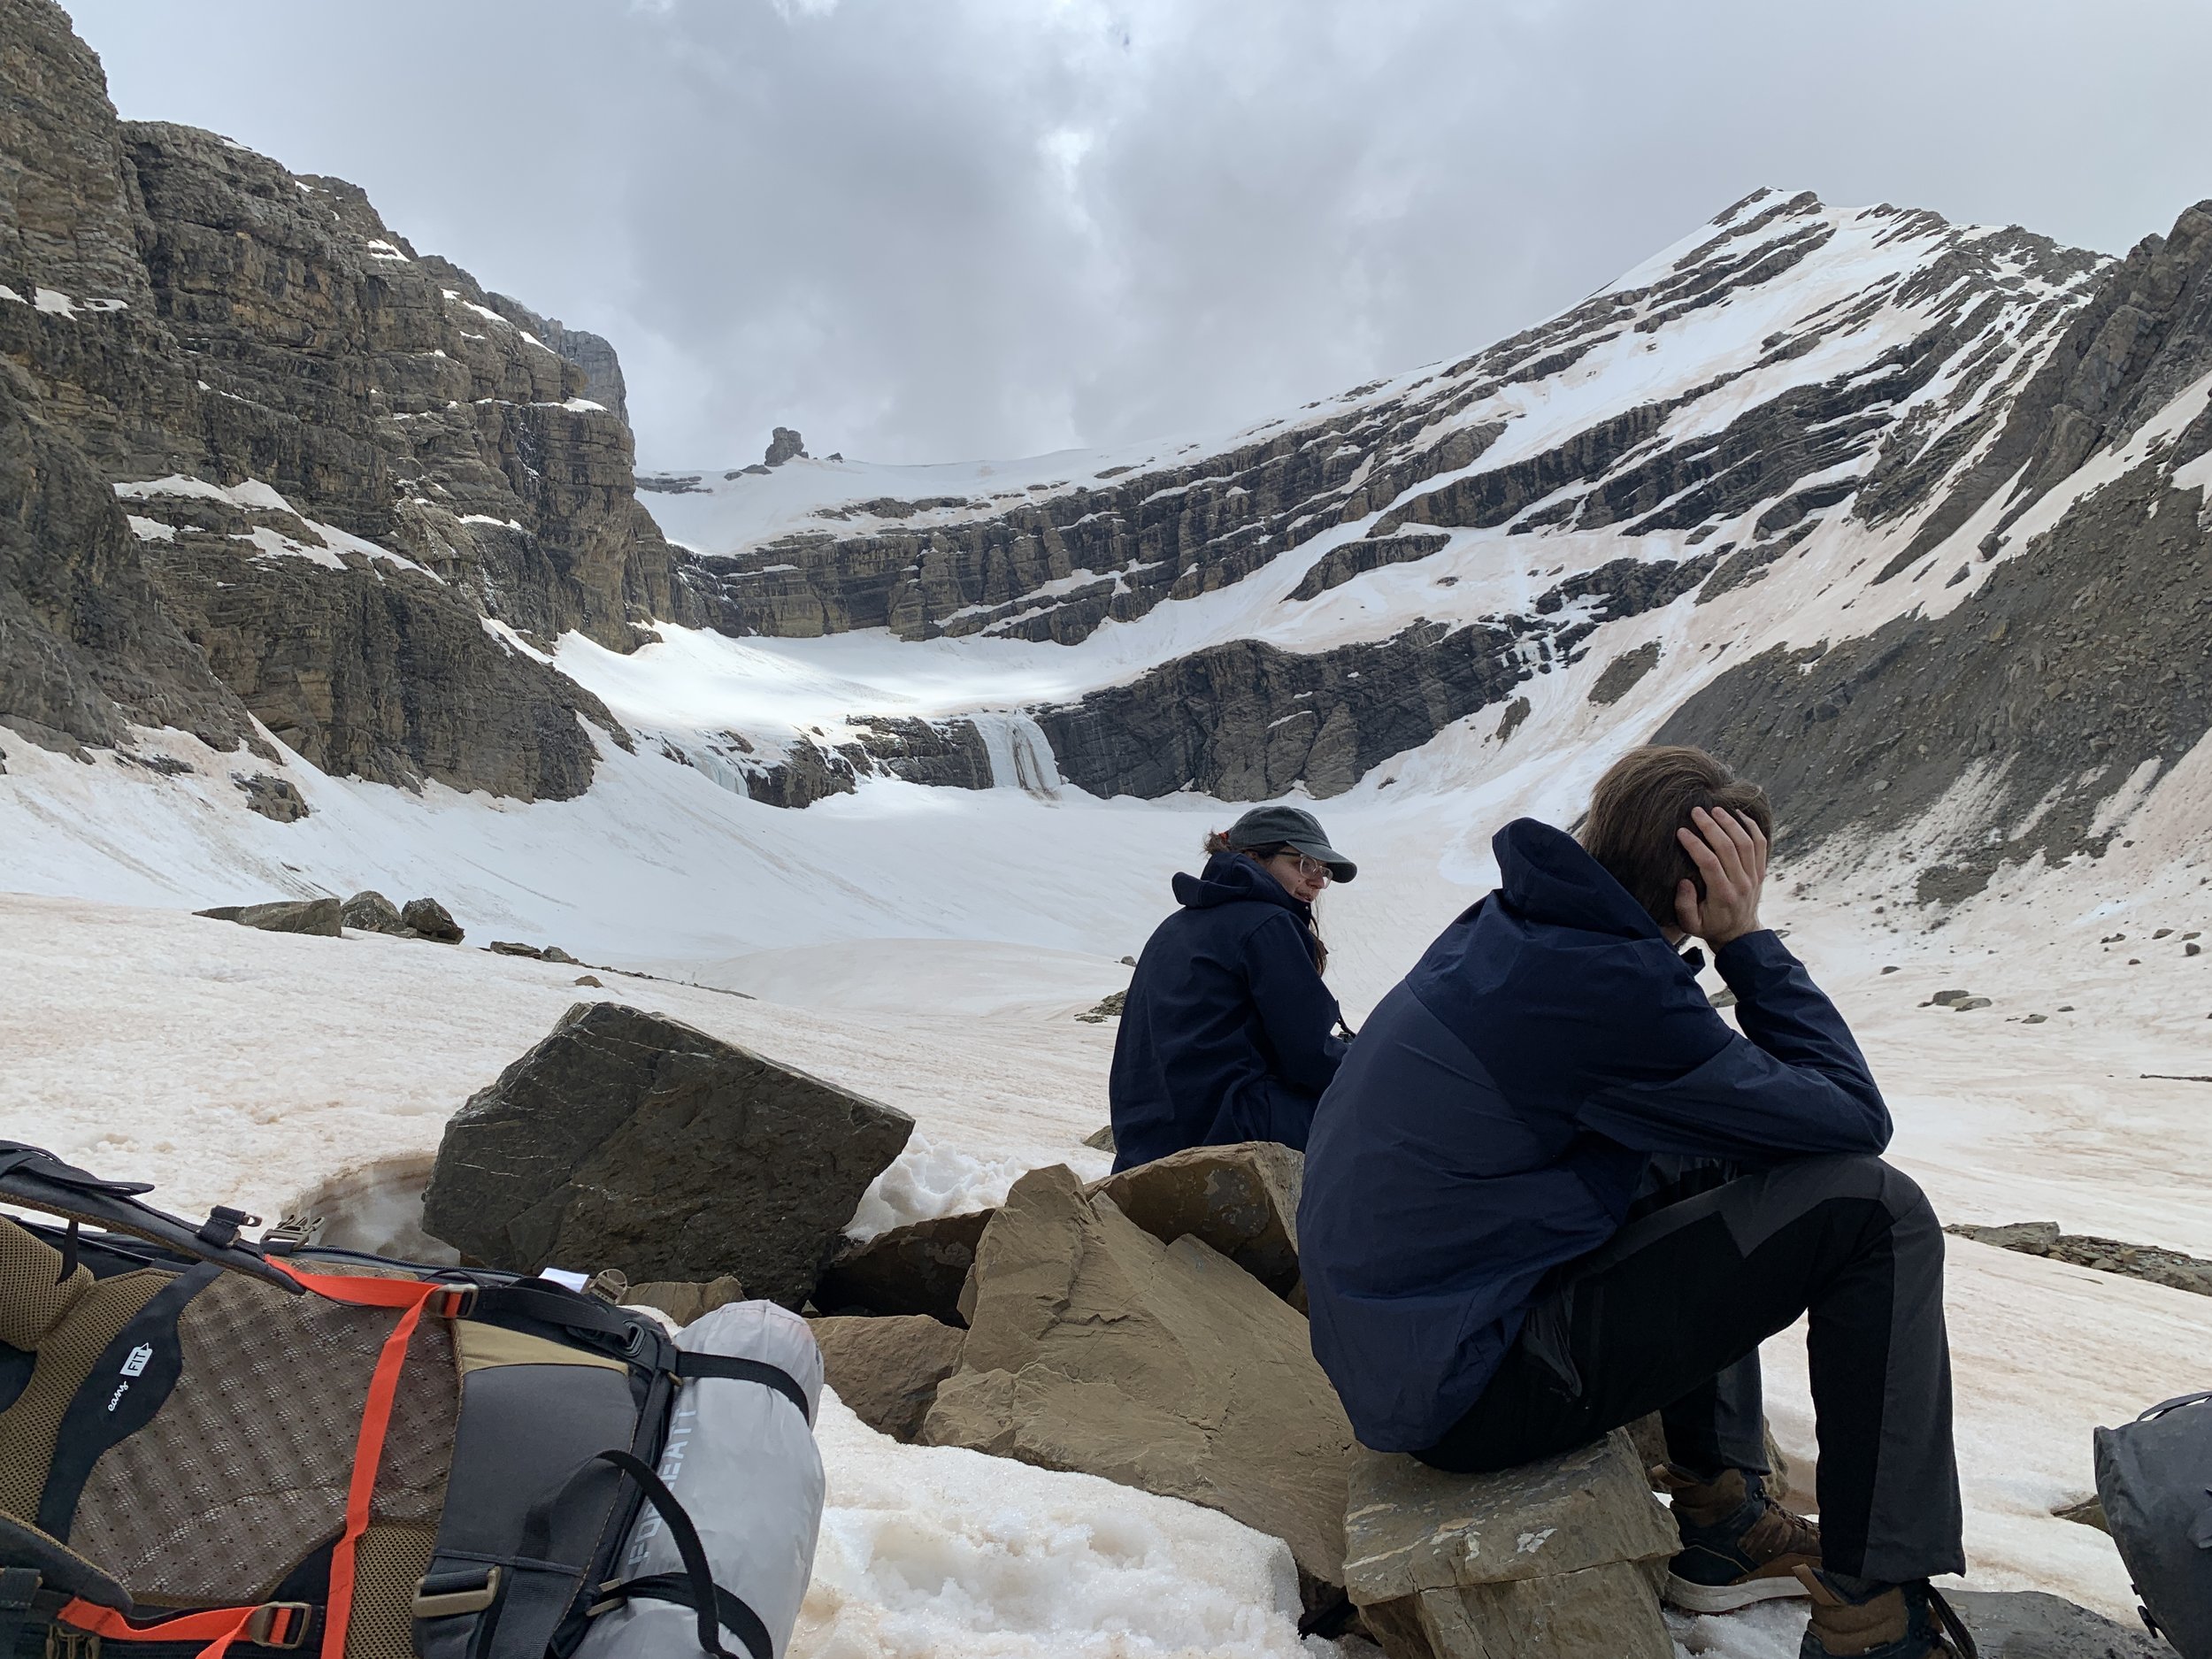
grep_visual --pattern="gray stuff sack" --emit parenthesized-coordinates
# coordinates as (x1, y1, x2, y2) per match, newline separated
(2094, 1389, 2212, 1659)
(576, 1300, 826, 1659)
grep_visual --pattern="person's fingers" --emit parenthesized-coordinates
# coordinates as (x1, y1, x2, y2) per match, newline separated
(1677, 823, 1724, 883)
(1739, 811, 1770, 880)
(1691, 806, 1747, 891)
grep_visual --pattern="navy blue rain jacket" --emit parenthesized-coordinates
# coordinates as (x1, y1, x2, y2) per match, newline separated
(1297, 818, 1889, 1452)
(1110, 852, 1348, 1172)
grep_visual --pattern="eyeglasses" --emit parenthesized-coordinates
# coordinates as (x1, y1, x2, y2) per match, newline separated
(1271, 852, 1333, 883)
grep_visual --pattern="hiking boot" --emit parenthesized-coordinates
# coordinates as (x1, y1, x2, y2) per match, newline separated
(1654, 1463, 1822, 1612)
(1795, 1569, 1979, 1659)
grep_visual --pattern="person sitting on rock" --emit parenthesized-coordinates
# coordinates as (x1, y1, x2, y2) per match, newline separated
(1109, 805, 1355, 1172)
(1298, 746, 1972, 1659)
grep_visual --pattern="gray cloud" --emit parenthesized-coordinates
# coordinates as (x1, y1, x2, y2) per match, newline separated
(64, 0, 2212, 467)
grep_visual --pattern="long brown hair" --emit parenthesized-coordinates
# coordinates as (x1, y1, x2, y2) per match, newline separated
(1578, 746, 1774, 929)
(1203, 830, 1329, 972)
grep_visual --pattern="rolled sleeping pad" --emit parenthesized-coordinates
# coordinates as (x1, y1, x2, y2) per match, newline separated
(577, 1301, 826, 1659)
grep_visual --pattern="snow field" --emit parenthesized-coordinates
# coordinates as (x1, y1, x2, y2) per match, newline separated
(800, 1393, 1354, 1659)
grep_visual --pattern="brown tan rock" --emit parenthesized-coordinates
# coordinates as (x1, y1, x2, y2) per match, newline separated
(918, 1164, 1354, 1586)
(1090, 1139, 1304, 1299)
(1344, 1431, 1678, 1659)
(811, 1314, 965, 1442)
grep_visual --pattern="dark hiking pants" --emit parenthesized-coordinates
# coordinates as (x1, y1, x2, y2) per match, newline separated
(1416, 1154, 1964, 1584)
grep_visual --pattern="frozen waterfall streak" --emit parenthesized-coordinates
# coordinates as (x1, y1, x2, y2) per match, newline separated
(975, 713, 1064, 799)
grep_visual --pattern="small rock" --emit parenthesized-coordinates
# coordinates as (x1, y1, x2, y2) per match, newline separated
(1708, 987, 1738, 1008)
(2023, 1013, 2047, 1024)
(543, 946, 580, 965)
(1080, 1124, 1117, 1153)
(1951, 1221, 2061, 1253)
(573, 974, 603, 987)
(2189, 942, 2203, 957)
(1074, 989, 1126, 1024)
(1930, 988, 1973, 1005)
(815, 1210, 992, 1324)
(233, 772, 310, 823)
(2057, 1004, 2075, 1012)
(341, 890, 409, 934)
(2049, 1494, 2109, 1532)
(2127, 958, 2141, 965)
(1948, 1587, 2169, 1657)
(1880, 965, 1900, 974)
(624, 1275, 748, 1328)
(1120, 955, 1137, 966)
(421, 1001, 915, 1303)
(488, 941, 543, 957)
(401, 896, 465, 942)
(2154, 928, 2174, 940)
(811, 1314, 965, 1441)
(1951, 996, 1993, 1010)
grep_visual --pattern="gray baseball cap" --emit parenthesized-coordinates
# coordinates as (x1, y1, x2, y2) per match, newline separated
(1226, 804, 1356, 882)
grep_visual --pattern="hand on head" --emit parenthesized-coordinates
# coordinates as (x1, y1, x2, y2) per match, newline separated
(1673, 805, 1767, 949)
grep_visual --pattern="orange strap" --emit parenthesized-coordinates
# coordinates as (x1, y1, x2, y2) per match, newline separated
(55, 1264, 447, 1659)
(268, 1263, 440, 1659)
(56, 1600, 306, 1659)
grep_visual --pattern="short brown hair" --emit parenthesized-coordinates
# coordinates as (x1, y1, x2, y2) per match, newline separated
(1578, 746, 1774, 928)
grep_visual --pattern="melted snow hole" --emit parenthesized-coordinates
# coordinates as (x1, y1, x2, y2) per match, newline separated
(278, 1153, 457, 1264)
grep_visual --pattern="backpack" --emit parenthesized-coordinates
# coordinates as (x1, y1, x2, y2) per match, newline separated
(2094, 1390, 2212, 1658)
(0, 1141, 820, 1659)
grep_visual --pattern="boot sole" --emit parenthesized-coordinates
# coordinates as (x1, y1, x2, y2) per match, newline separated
(1663, 1572, 1814, 1614)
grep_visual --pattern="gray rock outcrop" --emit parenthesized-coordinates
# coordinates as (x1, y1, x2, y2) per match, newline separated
(919, 1164, 1355, 1588)
(1947, 1590, 2171, 1658)
(1344, 1432, 1678, 1659)
(765, 427, 808, 466)
(1089, 1140, 1305, 1301)
(421, 1002, 913, 1305)
(814, 1209, 991, 1324)
(811, 1314, 965, 1441)
(199, 896, 342, 936)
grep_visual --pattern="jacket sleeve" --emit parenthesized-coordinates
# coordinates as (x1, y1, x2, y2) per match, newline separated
(1240, 913, 1350, 1096)
(1577, 931, 1891, 1162)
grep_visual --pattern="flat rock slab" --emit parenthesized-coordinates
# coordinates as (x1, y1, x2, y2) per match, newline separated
(625, 1275, 748, 1328)
(920, 1163, 1355, 1586)
(1089, 1139, 1305, 1299)
(1345, 1432, 1678, 1659)
(811, 1314, 966, 1442)
(815, 1209, 991, 1323)
(198, 897, 342, 935)
(1949, 1590, 2171, 1659)
(422, 1001, 913, 1305)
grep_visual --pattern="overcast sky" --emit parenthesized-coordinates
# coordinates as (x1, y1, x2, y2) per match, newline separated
(65, 0, 2212, 469)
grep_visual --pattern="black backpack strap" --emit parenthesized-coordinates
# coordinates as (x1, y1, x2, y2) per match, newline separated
(0, 1142, 296, 1291)
(673, 1353, 811, 1423)
(524, 1450, 772, 1659)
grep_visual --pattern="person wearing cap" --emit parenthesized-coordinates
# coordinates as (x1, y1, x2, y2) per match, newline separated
(1107, 804, 1356, 1172)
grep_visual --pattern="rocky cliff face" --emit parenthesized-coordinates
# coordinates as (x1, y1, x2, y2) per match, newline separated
(0, 0, 677, 797)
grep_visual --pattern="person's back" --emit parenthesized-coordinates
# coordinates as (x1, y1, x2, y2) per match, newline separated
(1299, 748, 1973, 1659)
(1110, 806, 1353, 1171)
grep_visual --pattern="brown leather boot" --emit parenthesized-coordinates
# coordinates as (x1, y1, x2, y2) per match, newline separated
(1654, 1463, 1823, 1612)
(1794, 1568, 1979, 1658)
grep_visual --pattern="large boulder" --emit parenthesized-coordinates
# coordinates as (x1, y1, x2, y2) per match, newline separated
(341, 890, 409, 934)
(1090, 1140, 1305, 1300)
(814, 1209, 991, 1324)
(811, 1314, 965, 1441)
(421, 1002, 913, 1305)
(1343, 1432, 1678, 1659)
(402, 896, 465, 942)
(624, 1276, 748, 1328)
(919, 1164, 1355, 1587)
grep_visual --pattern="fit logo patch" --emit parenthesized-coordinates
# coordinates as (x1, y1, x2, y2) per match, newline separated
(119, 1343, 154, 1379)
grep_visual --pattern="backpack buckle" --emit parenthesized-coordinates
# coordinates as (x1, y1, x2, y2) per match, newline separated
(245, 1603, 311, 1649)
(429, 1285, 478, 1319)
(411, 1566, 501, 1619)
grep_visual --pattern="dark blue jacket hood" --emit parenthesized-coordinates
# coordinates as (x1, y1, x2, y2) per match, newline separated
(1110, 852, 1345, 1171)
(1297, 816, 1890, 1452)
